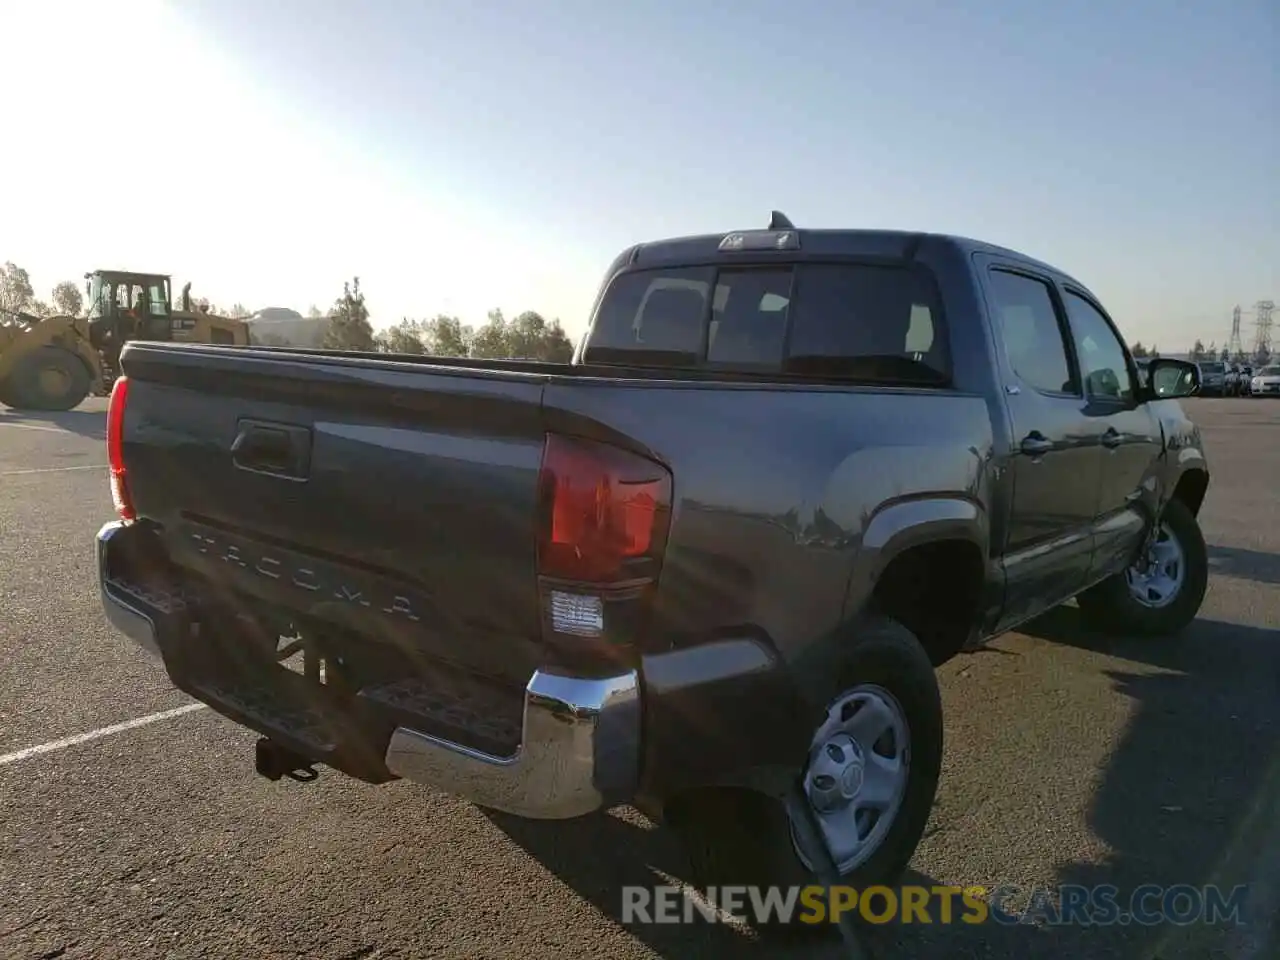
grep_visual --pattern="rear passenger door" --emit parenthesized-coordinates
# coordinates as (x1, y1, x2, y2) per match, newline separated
(1058, 287, 1163, 583)
(979, 261, 1106, 631)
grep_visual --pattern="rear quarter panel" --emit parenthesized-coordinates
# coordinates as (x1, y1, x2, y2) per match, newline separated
(544, 381, 997, 668)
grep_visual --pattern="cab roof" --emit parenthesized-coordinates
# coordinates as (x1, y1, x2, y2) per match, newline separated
(85, 270, 171, 282)
(621, 213, 1083, 288)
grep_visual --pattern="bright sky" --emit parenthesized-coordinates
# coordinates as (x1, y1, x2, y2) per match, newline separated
(2, 0, 1275, 350)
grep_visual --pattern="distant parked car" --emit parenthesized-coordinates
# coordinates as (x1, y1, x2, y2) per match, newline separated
(1197, 361, 1226, 396)
(1249, 364, 1280, 397)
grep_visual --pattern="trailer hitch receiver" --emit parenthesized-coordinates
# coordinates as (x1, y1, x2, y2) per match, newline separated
(255, 737, 319, 783)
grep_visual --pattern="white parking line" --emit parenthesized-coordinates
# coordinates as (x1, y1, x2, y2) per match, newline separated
(0, 703, 208, 767)
(0, 464, 107, 477)
(0, 422, 69, 434)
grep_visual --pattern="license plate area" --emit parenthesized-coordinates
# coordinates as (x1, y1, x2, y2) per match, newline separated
(179, 582, 526, 759)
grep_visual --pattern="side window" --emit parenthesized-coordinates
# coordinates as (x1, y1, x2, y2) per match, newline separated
(1062, 291, 1133, 403)
(583, 266, 714, 365)
(785, 264, 949, 382)
(706, 269, 792, 366)
(148, 283, 169, 316)
(987, 270, 1075, 394)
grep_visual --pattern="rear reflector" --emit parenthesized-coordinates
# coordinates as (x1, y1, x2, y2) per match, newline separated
(107, 376, 135, 521)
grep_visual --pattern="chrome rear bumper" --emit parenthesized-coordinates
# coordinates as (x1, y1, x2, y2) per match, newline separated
(96, 520, 641, 819)
(385, 671, 640, 819)
(97, 521, 163, 659)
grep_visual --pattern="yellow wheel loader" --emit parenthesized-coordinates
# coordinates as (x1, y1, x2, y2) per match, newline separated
(0, 311, 103, 411)
(0, 270, 250, 411)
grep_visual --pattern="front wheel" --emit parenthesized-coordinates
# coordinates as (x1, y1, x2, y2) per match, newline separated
(673, 618, 942, 937)
(1077, 498, 1208, 636)
(9, 346, 91, 411)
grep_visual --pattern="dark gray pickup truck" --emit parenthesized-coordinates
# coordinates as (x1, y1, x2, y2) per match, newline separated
(96, 214, 1210, 923)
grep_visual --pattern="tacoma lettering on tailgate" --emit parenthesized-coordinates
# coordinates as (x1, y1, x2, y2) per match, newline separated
(181, 523, 422, 623)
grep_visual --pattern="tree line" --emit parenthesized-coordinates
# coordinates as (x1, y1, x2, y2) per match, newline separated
(3, 261, 576, 363)
(286, 275, 576, 362)
(0, 262, 84, 318)
(1126, 338, 1270, 366)
(1184, 338, 1270, 366)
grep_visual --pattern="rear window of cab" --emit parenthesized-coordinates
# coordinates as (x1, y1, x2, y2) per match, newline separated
(582, 262, 949, 385)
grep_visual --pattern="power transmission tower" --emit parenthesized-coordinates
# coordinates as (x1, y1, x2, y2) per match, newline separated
(1254, 300, 1274, 360)
(1227, 305, 1244, 357)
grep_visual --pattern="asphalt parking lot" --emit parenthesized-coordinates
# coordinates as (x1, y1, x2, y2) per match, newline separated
(1, 397, 1277, 960)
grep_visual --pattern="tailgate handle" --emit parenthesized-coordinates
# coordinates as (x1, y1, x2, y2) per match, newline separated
(231, 420, 311, 480)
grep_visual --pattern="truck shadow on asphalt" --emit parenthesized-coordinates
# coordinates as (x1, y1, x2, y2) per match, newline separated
(481, 808, 796, 958)
(486, 608, 1279, 959)
(2, 407, 106, 440)
(986, 607, 1279, 958)
(1208, 544, 1280, 586)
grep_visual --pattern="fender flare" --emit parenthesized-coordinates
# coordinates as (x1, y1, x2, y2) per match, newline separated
(843, 495, 990, 622)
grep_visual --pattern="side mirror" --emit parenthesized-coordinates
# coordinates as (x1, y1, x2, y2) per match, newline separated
(1144, 358, 1200, 400)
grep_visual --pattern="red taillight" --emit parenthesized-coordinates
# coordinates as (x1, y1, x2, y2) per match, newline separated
(107, 376, 135, 521)
(537, 434, 672, 583)
(536, 433, 672, 655)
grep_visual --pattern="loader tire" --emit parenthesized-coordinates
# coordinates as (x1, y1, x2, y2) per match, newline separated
(10, 347, 91, 411)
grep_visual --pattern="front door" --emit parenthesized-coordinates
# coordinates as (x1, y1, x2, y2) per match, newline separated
(980, 263, 1108, 631)
(1058, 286, 1163, 583)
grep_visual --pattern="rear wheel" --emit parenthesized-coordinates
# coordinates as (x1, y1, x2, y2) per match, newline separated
(1077, 498, 1208, 636)
(9, 347, 91, 411)
(673, 617, 942, 937)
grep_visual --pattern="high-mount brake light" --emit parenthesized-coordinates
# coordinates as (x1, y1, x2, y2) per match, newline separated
(719, 229, 800, 252)
(107, 376, 135, 521)
(720, 210, 800, 252)
(536, 434, 672, 647)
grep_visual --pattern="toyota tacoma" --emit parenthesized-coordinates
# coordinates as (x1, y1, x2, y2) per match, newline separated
(96, 214, 1210, 927)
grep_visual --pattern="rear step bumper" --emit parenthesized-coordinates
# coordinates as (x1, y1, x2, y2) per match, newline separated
(96, 520, 640, 820)
(98, 524, 166, 660)
(384, 672, 639, 819)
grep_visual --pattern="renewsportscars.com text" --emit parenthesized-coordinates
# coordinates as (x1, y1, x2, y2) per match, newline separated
(622, 883, 1249, 927)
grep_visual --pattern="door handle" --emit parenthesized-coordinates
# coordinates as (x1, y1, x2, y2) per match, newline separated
(1020, 433, 1054, 456)
(231, 419, 312, 479)
(1101, 428, 1124, 449)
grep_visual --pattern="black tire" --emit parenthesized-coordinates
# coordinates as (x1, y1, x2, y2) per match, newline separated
(672, 617, 943, 938)
(1077, 498, 1208, 636)
(9, 346, 91, 411)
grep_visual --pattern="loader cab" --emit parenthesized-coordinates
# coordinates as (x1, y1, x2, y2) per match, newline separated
(85, 270, 173, 346)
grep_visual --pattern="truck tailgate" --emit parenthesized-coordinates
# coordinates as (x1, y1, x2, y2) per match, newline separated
(119, 344, 550, 689)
